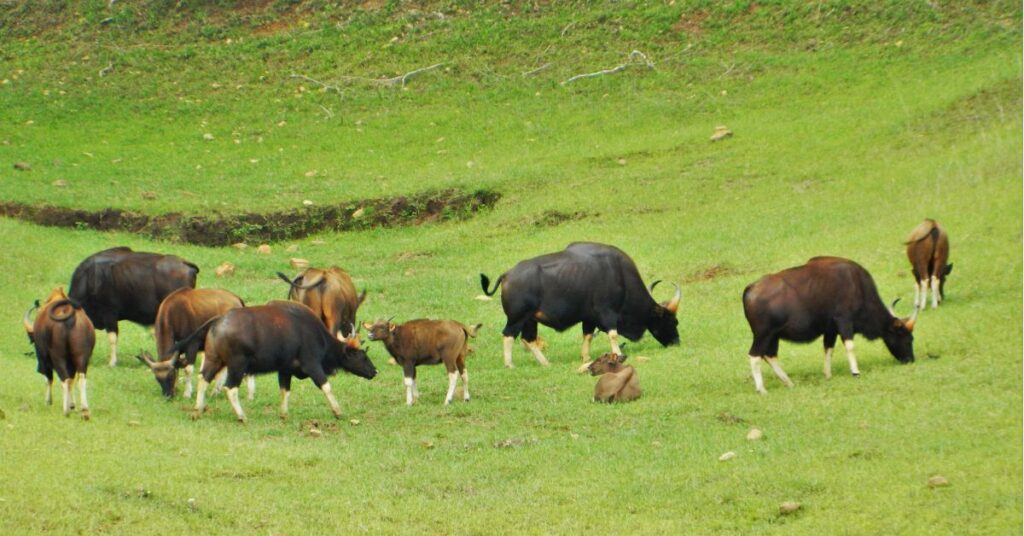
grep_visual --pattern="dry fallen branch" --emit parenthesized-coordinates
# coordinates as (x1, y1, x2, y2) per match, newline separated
(99, 62, 114, 77)
(340, 63, 446, 88)
(290, 73, 342, 95)
(522, 63, 552, 78)
(561, 50, 655, 86)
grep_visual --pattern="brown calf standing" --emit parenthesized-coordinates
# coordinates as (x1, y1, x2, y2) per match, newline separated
(588, 353, 641, 403)
(906, 219, 952, 310)
(137, 288, 247, 399)
(23, 288, 96, 419)
(363, 318, 481, 405)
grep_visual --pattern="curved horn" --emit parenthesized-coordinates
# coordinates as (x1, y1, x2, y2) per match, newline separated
(665, 283, 681, 314)
(23, 303, 37, 334)
(648, 280, 662, 293)
(888, 297, 901, 316)
(904, 304, 920, 332)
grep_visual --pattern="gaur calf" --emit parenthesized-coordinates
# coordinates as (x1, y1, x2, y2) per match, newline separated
(137, 287, 247, 399)
(906, 219, 952, 310)
(363, 318, 481, 405)
(23, 288, 96, 419)
(588, 352, 641, 403)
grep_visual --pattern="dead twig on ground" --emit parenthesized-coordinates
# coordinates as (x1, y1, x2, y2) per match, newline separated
(561, 50, 654, 86)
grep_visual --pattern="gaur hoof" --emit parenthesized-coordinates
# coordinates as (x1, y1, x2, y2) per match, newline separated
(279, 414, 288, 421)
(852, 373, 860, 378)
(81, 410, 90, 421)
(191, 411, 201, 421)
(756, 389, 767, 395)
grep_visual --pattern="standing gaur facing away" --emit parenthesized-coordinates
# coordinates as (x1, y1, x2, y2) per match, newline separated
(23, 288, 96, 419)
(136, 288, 248, 400)
(170, 301, 376, 423)
(277, 266, 367, 340)
(588, 352, 642, 403)
(742, 256, 918, 394)
(69, 247, 198, 367)
(480, 242, 680, 369)
(905, 219, 952, 310)
(363, 318, 481, 405)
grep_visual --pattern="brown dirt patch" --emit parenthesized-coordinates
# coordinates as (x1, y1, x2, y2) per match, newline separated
(684, 264, 739, 283)
(672, 10, 707, 36)
(532, 210, 591, 227)
(0, 188, 501, 247)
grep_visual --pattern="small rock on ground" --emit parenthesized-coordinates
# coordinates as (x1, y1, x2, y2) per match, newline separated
(718, 451, 737, 462)
(779, 501, 801, 515)
(927, 475, 950, 488)
(746, 428, 764, 441)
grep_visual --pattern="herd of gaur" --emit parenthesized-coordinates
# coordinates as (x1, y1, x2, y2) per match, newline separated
(21, 218, 952, 422)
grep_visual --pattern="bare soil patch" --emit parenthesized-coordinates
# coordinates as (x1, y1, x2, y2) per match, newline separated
(0, 188, 500, 247)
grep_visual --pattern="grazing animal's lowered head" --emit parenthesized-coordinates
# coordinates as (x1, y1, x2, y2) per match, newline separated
(589, 352, 641, 403)
(137, 351, 180, 398)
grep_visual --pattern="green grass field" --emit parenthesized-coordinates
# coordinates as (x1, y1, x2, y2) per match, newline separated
(0, 1, 1021, 533)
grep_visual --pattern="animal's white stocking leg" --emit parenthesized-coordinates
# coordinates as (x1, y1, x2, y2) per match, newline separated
(212, 368, 227, 396)
(226, 387, 246, 423)
(404, 376, 415, 406)
(61, 379, 72, 416)
(45, 378, 53, 406)
(608, 329, 622, 355)
(444, 371, 458, 405)
(930, 275, 941, 308)
(749, 356, 766, 394)
(183, 364, 194, 399)
(823, 347, 834, 379)
(77, 374, 90, 420)
(503, 336, 514, 368)
(918, 279, 929, 310)
(461, 370, 470, 401)
(844, 339, 860, 376)
(765, 357, 794, 388)
(525, 339, 550, 367)
(107, 331, 118, 367)
(192, 377, 209, 419)
(279, 388, 290, 420)
(320, 382, 342, 418)
(68, 376, 77, 410)
(246, 375, 256, 401)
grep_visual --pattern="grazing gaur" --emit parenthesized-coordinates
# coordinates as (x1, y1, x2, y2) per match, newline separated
(362, 318, 481, 405)
(136, 288, 247, 399)
(172, 301, 376, 423)
(23, 288, 96, 419)
(480, 242, 680, 369)
(588, 352, 641, 403)
(906, 219, 952, 310)
(277, 266, 367, 340)
(742, 256, 918, 394)
(69, 247, 199, 367)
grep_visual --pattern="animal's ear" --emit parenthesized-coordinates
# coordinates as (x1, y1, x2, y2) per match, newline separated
(361, 321, 373, 330)
(944, 263, 953, 275)
(388, 322, 396, 333)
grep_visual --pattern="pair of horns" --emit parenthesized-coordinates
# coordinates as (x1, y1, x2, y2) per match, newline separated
(648, 280, 682, 314)
(137, 351, 175, 371)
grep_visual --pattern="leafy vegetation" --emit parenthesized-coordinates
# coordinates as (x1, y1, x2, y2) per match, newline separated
(0, 1, 1020, 533)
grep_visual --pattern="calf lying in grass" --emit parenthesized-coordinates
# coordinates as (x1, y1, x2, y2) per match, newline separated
(363, 318, 481, 405)
(588, 352, 641, 403)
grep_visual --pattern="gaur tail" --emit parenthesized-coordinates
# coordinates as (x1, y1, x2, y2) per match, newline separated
(164, 316, 220, 360)
(480, 273, 504, 296)
(905, 219, 938, 245)
(357, 289, 368, 307)
(46, 299, 81, 324)
(463, 323, 483, 339)
(276, 270, 324, 290)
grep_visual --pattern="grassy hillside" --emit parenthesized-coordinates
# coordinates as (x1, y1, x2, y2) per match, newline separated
(0, 1, 1021, 533)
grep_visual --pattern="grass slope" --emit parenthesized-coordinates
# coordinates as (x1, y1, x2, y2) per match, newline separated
(0, 1, 1020, 533)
